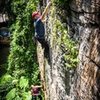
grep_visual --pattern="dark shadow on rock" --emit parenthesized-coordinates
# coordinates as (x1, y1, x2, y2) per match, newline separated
(44, 42, 51, 65)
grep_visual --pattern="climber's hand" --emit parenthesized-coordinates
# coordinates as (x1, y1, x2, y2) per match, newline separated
(48, 1, 52, 6)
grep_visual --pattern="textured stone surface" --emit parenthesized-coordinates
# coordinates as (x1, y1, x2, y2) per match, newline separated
(74, 27, 100, 100)
(37, 0, 100, 100)
(38, 1, 73, 99)
(43, 14, 70, 100)
(69, 0, 100, 100)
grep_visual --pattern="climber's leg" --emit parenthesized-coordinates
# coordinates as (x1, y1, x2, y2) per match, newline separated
(37, 38, 46, 48)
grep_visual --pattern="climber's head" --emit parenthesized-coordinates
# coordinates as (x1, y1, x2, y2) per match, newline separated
(32, 11, 41, 19)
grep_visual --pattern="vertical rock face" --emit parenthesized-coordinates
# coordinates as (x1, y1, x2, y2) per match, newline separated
(38, 0, 100, 100)
(38, 0, 73, 100)
(68, 0, 100, 100)
(74, 27, 100, 100)
(42, 8, 69, 100)
(45, 45, 68, 100)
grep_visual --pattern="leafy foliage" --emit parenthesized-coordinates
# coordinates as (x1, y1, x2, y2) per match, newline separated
(50, 6, 78, 68)
(0, 74, 14, 100)
(61, 30, 78, 68)
(0, 74, 12, 84)
(0, 0, 40, 99)
(6, 88, 16, 100)
(19, 76, 29, 89)
(0, 0, 77, 99)
(56, 20, 78, 68)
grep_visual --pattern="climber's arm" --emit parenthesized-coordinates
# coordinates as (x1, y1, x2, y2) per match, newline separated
(40, 2, 52, 20)
(31, 85, 42, 88)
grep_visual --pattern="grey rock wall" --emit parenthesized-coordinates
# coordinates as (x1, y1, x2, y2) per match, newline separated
(68, 0, 100, 100)
(38, 0, 100, 100)
(38, 1, 74, 100)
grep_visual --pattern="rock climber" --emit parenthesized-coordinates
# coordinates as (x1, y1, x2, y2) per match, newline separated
(31, 85, 42, 100)
(32, 2, 51, 46)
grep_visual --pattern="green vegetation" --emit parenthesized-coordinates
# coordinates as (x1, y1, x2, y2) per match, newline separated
(0, 0, 78, 99)
(54, 19, 78, 68)
(61, 30, 78, 68)
(0, 0, 40, 100)
(50, 5, 78, 68)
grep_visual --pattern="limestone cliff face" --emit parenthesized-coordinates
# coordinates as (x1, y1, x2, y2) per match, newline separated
(37, 1, 74, 100)
(69, 0, 100, 100)
(37, 0, 100, 100)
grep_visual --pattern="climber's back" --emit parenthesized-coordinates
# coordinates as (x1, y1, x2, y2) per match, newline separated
(32, 12, 45, 40)
(32, 2, 51, 41)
